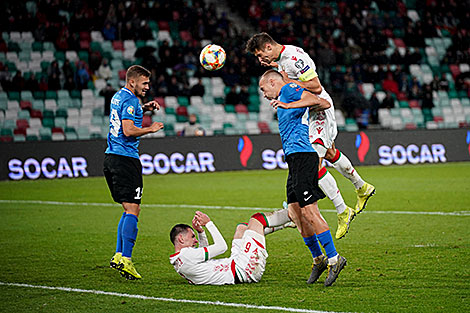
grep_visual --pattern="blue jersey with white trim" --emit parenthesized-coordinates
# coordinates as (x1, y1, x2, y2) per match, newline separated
(277, 83, 315, 156)
(105, 88, 143, 159)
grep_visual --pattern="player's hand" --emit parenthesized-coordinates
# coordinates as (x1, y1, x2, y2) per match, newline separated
(194, 211, 210, 227)
(149, 122, 164, 133)
(192, 216, 204, 233)
(279, 70, 289, 81)
(270, 100, 289, 109)
(260, 60, 279, 68)
(143, 100, 160, 112)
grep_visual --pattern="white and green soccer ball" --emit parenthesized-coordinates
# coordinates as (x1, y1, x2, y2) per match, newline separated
(199, 44, 226, 71)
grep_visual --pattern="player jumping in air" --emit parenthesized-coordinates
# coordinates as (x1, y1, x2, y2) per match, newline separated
(104, 65, 164, 280)
(246, 33, 376, 240)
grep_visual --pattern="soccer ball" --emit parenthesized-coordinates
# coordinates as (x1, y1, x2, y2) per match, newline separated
(199, 44, 226, 71)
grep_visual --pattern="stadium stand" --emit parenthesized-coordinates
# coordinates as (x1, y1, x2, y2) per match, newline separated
(0, 0, 469, 142)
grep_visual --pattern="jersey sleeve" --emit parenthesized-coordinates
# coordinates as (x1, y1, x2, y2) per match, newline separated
(121, 98, 139, 121)
(197, 230, 209, 248)
(280, 83, 304, 103)
(285, 51, 318, 82)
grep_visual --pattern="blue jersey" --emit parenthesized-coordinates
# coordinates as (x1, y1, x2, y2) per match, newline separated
(277, 83, 315, 156)
(105, 88, 143, 159)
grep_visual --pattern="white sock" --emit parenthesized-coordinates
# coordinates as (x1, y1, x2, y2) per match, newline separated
(318, 169, 347, 214)
(331, 152, 364, 190)
(263, 208, 290, 227)
(328, 254, 339, 265)
(264, 225, 283, 235)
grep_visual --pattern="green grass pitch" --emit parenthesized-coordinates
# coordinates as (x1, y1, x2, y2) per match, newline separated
(0, 162, 469, 312)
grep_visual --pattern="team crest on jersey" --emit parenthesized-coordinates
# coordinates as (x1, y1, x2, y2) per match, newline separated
(127, 106, 134, 115)
(295, 59, 304, 69)
(289, 83, 298, 88)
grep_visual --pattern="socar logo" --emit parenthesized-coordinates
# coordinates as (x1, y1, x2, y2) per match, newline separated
(238, 135, 253, 167)
(355, 131, 370, 163)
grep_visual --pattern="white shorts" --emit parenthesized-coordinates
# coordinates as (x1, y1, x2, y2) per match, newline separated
(231, 230, 268, 283)
(309, 104, 338, 158)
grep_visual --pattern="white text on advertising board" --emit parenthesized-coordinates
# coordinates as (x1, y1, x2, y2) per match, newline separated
(140, 152, 215, 175)
(8, 157, 88, 180)
(378, 144, 446, 165)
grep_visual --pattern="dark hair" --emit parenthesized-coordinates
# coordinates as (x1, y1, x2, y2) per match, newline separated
(245, 32, 276, 53)
(126, 65, 151, 82)
(170, 224, 192, 245)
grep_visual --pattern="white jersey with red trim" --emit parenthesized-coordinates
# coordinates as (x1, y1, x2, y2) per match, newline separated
(169, 221, 236, 285)
(277, 45, 338, 155)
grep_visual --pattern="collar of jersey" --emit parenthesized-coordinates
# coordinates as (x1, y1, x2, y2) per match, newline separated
(274, 45, 285, 62)
(123, 87, 136, 97)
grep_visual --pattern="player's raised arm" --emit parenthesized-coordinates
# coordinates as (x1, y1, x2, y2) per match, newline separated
(194, 211, 228, 258)
(122, 119, 163, 137)
(271, 90, 331, 111)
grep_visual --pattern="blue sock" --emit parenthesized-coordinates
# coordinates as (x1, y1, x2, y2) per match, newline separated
(115, 212, 126, 254)
(303, 234, 323, 259)
(122, 214, 139, 258)
(317, 230, 337, 259)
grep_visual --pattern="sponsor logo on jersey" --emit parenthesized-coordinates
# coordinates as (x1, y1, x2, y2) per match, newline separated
(294, 59, 304, 69)
(127, 106, 134, 115)
(289, 83, 298, 88)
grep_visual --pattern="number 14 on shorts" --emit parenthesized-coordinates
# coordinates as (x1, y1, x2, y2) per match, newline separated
(134, 187, 143, 199)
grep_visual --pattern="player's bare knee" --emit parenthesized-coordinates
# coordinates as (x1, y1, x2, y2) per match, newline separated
(325, 148, 336, 161)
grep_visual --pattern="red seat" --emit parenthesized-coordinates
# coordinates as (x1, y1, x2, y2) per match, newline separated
(142, 115, 152, 127)
(20, 100, 32, 111)
(235, 104, 248, 113)
(80, 40, 90, 50)
(52, 127, 64, 134)
(0, 135, 13, 142)
(14, 128, 27, 136)
(394, 38, 406, 48)
(112, 41, 124, 51)
(405, 123, 417, 130)
(408, 100, 420, 108)
(396, 92, 408, 101)
(258, 121, 270, 133)
(158, 21, 170, 31)
(79, 31, 91, 41)
(16, 119, 29, 129)
(434, 116, 444, 122)
(118, 69, 127, 80)
(176, 106, 188, 116)
(30, 109, 43, 119)
(155, 97, 165, 108)
(449, 65, 460, 79)
(180, 31, 192, 41)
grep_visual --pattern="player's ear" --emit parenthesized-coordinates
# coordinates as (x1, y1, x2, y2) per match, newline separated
(265, 43, 272, 51)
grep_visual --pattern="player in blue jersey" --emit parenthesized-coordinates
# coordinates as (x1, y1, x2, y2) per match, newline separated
(104, 65, 164, 280)
(259, 70, 347, 286)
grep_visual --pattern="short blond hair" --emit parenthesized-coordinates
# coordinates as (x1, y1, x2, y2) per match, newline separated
(126, 65, 151, 82)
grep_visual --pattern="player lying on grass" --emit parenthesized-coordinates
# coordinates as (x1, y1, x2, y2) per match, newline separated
(170, 210, 295, 285)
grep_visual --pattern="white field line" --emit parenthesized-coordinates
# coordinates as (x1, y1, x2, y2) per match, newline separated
(0, 199, 469, 216)
(0, 282, 340, 313)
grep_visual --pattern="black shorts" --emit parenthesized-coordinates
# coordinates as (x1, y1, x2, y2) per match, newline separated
(286, 152, 325, 207)
(103, 154, 143, 204)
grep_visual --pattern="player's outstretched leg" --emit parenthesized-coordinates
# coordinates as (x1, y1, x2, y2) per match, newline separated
(327, 149, 375, 214)
(318, 167, 355, 239)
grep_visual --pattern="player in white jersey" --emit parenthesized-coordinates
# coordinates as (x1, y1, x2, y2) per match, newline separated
(246, 33, 376, 240)
(170, 209, 296, 285)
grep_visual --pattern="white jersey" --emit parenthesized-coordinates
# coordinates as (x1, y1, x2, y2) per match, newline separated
(169, 222, 268, 285)
(169, 221, 235, 285)
(277, 45, 338, 156)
